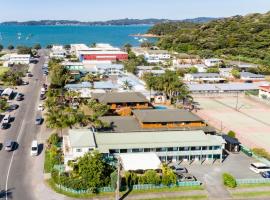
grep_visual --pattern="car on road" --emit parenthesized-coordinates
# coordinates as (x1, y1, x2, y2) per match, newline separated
(43, 71, 48, 76)
(261, 171, 270, 178)
(30, 140, 38, 156)
(35, 117, 43, 125)
(2, 114, 10, 123)
(15, 93, 24, 101)
(7, 104, 19, 112)
(170, 165, 188, 174)
(38, 103, 44, 111)
(1, 122, 10, 130)
(177, 173, 197, 182)
(250, 163, 270, 173)
(4, 140, 16, 151)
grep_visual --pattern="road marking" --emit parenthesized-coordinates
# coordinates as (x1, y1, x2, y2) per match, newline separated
(5, 74, 42, 200)
(5, 116, 26, 200)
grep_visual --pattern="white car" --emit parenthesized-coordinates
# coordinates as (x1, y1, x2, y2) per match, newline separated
(2, 114, 10, 123)
(250, 163, 270, 173)
(30, 140, 38, 156)
(38, 104, 44, 111)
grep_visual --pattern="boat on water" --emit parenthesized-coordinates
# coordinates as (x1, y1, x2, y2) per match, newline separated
(17, 32, 22, 40)
(134, 37, 138, 40)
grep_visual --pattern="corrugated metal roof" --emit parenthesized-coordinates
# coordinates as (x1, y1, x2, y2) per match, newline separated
(133, 109, 203, 123)
(69, 129, 96, 148)
(95, 130, 225, 153)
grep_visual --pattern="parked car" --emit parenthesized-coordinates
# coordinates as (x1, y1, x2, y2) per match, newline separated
(177, 173, 197, 182)
(15, 93, 24, 101)
(261, 171, 270, 178)
(30, 140, 38, 156)
(4, 140, 16, 151)
(27, 73, 33, 77)
(250, 163, 270, 173)
(1, 122, 9, 130)
(21, 81, 29, 85)
(38, 103, 44, 111)
(170, 165, 188, 174)
(2, 114, 10, 123)
(35, 117, 43, 125)
(43, 71, 48, 76)
(40, 94, 46, 100)
(7, 104, 19, 112)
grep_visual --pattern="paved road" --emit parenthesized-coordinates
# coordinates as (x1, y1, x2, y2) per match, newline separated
(0, 50, 46, 200)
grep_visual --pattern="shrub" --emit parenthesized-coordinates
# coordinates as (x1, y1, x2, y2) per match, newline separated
(47, 133, 60, 146)
(223, 173, 237, 188)
(144, 170, 161, 185)
(227, 130, 236, 138)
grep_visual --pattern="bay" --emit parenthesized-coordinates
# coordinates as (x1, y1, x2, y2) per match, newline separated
(0, 25, 152, 48)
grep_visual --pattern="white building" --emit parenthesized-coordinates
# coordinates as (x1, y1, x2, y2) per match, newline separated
(9, 54, 30, 65)
(50, 45, 66, 59)
(144, 50, 171, 64)
(240, 72, 265, 82)
(204, 58, 223, 67)
(184, 73, 225, 83)
(137, 69, 165, 78)
(63, 129, 97, 167)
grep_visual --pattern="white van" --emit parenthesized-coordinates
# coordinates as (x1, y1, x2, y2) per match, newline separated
(2, 114, 10, 123)
(30, 140, 38, 156)
(250, 163, 270, 173)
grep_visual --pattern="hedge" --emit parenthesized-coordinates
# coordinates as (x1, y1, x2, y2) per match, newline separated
(223, 173, 237, 188)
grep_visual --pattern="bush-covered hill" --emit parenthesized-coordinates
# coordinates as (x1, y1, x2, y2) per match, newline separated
(148, 12, 270, 67)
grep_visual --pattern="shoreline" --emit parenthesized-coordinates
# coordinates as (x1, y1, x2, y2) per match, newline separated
(129, 33, 161, 38)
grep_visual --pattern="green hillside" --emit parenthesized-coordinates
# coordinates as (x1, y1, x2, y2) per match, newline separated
(148, 12, 270, 68)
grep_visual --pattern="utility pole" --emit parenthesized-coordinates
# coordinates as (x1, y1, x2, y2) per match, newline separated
(115, 157, 121, 200)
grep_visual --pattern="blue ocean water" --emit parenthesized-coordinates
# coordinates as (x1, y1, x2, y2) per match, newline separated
(0, 25, 152, 48)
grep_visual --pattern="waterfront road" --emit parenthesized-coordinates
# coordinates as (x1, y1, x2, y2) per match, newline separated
(0, 50, 46, 200)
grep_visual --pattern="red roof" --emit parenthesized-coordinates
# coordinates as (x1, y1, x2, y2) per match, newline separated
(259, 86, 270, 92)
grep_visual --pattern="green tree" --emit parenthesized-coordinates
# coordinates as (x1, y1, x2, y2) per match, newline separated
(64, 44, 71, 50)
(46, 44, 53, 49)
(0, 44, 3, 52)
(16, 45, 32, 55)
(121, 80, 133, 91)
(227, 130, 236, 138)
(33, 43, 41, 50)
(140, 41, 154, 48)
(0, 99, 9, 112)
(206, 67, 220, 73)
(187, 66, 198, 74)
(49, 60, 71, 88)
(76, 151, 114, 190)
(123, 43, 132, 52)
(161, 165, 177, 186)
(47, 133, 61, 146)
(231, 68, 240, 78)
(7, 45, 14, 50)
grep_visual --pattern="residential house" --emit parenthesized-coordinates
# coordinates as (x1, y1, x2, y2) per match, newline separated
(144, 50, 171, 64)
(240, 72, 265, 82)
(204, 58, 223, 67)
(184, 73, 226, 83)
(259, 85, 270, 100)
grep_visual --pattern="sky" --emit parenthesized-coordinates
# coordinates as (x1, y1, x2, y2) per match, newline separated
(1, 0, 270, 22)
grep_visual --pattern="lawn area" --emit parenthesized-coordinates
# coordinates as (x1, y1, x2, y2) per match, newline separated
(142, 196, 207, 200)
(236, 183, 270, 188)
(0, 66, 9, 76)
(232, 191, 270, 198)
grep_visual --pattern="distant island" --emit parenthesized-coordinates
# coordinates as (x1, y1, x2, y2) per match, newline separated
(0, 17, 217, 26)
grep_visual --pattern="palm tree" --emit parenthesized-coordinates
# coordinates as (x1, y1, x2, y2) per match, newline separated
(121, 80, 133, 91)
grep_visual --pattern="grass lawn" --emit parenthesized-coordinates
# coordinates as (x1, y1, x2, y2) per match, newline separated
(236, 183, 270, 188)
(232, 191, 270, 198)
(142, 196, 207, 200)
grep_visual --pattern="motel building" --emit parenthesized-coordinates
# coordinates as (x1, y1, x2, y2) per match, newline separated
(63, 128, 225, 168)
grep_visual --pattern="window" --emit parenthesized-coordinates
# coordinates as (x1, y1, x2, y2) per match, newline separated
(88, 148, 94, 151)
(132, 149, 140, 153)
(213, 146, 221, 150)
(120, 149, 127, 153)
(76, 148, 82, 152)
(168, 147, 178, 151)
(202, 146, 207, 150)
(209, 146, 213, 150)
(179, 147, 185, 151)
(191, 147, 196, 151)
(144, 148, 150, 152)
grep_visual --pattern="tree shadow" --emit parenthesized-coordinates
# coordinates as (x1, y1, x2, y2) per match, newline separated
(119, 187, 133, 200)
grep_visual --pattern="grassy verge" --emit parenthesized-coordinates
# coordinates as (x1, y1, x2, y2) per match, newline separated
(232, 191, 270, 198)
(47, 179, 205, 199)
(236, 183, 270, 188)
(44, 150, 52, 173)
(129, 185, 204, 195)
(142, 196, 207, 200)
